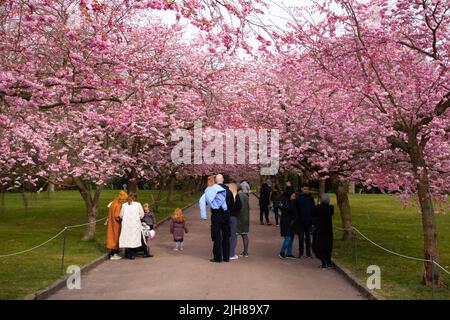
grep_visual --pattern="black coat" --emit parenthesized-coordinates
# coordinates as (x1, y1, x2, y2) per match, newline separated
(259, 183, 271, 208)
(280, 196, 296, 237)
(219, 184, 237, 215)
(312, 204, 334, 257)
(230, 194, 242, 217)
(295, 193, 315, 225)
(284, 186, 294, 197)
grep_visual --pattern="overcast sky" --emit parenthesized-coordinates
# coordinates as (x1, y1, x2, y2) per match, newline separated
(146, 0, 315, 41)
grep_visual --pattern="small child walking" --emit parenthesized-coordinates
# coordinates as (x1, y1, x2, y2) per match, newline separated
(142, 203, 157, 230)
(170, 208, 188, 251)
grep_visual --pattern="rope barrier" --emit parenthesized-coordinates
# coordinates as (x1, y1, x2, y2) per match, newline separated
(0, 229, 66, 258)
(66, 217, 106, 229)
(334, 225, 450, 276)
(0, 216, 106, 258)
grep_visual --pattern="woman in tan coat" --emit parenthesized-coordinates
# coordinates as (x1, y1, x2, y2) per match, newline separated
(106, 191, 128, 260)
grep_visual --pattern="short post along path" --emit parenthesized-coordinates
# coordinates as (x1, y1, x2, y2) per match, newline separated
(49, 195, 364, 300)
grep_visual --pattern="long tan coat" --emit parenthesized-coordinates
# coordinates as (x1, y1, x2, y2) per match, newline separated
(106, 198, 122, 249)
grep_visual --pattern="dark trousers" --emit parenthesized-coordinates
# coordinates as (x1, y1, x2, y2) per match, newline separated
(321, 251, 332, 267)
(298, 223, 312, 256)
(108, 248, 119, 258)
(211, 211, 230, 262)
(125, 248, 137, 258)
(260, 206, 269, 224)
(141, 237, 150, 255)
(273, 204, 280, 225)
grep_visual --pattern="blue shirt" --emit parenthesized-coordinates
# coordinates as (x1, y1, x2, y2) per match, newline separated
(199, 184, 228, 220)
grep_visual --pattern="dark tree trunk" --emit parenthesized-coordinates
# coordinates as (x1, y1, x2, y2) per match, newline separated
(153, 181, 164, 212)
(166, 176, 175, 206)
(21, 190, 28, 214)
(0, 190, 5, 214)
(318, 179, 326, 202)
(74, 178, 102, 240)
(332, 176, 353, 240)
(127, 168, 138, 196)
(408, 134, 440, 286)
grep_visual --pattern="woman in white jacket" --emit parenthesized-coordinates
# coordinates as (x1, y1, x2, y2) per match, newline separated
(119, 193, 145, 260)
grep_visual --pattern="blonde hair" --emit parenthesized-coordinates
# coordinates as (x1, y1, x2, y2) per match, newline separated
(143, 203, 150, 210)
(207, 175, 215, 187)
(171, 208, 185, 223)
(227, 183, 238, 200)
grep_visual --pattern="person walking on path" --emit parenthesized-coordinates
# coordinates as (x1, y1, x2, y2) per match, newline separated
(141, 203, 156, 257)
(312, 193, 334, 268)
(227, 182, 242, 260)
(279, 190, 296, 259)
(239, 180, 251, 194)
(105, 191, 128, 260)
(170, 208, 189, 251)
(271, 184, 282, 226)
(199, 175, 229, 263)
(119, 193, 146, 260)
(237, 183, 250, 257)
(295, 184, 316, 258)
(259, 181, 271, 225)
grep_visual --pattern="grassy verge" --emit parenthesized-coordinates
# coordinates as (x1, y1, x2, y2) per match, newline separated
(330, 194, 449, 300)
(0, 189, 200, 300)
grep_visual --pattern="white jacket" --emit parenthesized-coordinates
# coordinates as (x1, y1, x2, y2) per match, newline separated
(119, 201, 145, 248)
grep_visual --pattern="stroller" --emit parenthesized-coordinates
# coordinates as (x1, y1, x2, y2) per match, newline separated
(136, 211, 156, 257)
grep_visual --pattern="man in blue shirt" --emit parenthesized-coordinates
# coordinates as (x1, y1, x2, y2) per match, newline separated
(199, 174, 231, 262)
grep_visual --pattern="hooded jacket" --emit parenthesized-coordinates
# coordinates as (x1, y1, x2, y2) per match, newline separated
(199, 184, 228, 220)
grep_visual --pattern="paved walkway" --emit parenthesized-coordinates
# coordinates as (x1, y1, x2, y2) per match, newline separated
(49, 194, 364, 300)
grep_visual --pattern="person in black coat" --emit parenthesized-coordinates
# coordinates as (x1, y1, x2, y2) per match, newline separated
(259, 182, 272, 225)
(279, 190, 296, 259)
(284, 181, 294, 197)
(313, 193, 334, 268)
(271, 184, 282, 226)
(295, 184, 316, 258)
(213, 174, 234, 262)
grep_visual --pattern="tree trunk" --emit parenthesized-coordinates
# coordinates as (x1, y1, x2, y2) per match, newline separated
(166, 176, 175, 206)
(127, 168, 138, 196)
(153, 183, 164, 212)
(348, 182, 355, 194)
(409, 135, 440, 286)
(332, 177, 353, 240)
(318, 179, 326, 202)
(21, 191, 28, 214)
(47, 182, 55, 192)
(74, 178, 101, 240)
(0, 190, 5, 214)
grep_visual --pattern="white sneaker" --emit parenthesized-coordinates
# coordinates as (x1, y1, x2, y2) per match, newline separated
(179, 247, 184, 251)
(110, 254, 122, 260)
(230, 255, 239, 260)
(173, 247, 179, 251)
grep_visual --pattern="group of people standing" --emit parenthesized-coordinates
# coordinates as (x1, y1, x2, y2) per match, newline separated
(279, 182, 334, 268)
(105, 178, 333, 269)
(105, 191, 156, 260)
(260, 181, 334, 268)
(199, 174, 251, 263)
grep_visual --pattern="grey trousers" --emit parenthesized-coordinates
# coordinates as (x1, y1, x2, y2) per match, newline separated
(229, 216, 238, 257)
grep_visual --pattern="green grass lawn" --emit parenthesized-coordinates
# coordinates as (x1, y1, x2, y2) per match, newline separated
(330, 194, 450, 300)
(0, 189, 201, 300)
